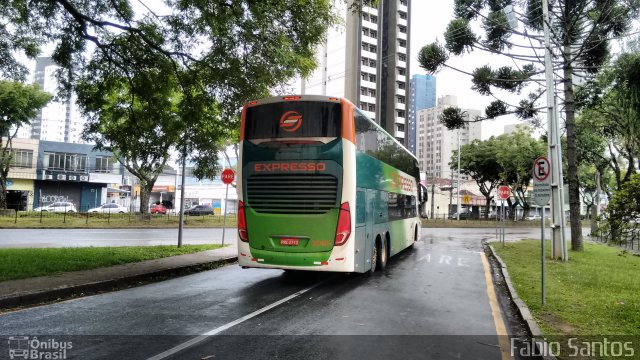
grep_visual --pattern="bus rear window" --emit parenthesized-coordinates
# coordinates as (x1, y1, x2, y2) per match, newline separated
(244, 101, 341, 139)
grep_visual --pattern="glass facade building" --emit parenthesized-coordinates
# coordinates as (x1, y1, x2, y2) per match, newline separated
(408, 74, 436, 154)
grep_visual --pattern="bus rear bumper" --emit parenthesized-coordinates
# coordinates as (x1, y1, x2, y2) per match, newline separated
(237, 244, 355, 272)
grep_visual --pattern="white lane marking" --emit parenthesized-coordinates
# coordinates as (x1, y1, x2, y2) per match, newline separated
(146, 280, 326, 360)
(439, 255, 452, 265)
(417, 254, 431, 262)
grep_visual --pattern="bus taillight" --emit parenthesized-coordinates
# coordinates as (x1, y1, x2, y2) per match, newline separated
(238, 201, 249, 242)
(334, 202, 351, 246)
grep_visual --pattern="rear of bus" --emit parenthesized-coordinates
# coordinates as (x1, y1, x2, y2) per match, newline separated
(237, 95, 356, 272)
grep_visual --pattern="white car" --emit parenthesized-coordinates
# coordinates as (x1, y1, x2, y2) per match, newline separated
(87, 203, 129, 213)
(33, 202, 77, 213)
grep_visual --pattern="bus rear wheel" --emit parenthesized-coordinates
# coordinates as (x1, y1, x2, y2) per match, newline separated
(377, 237, 388, 271)
(369, 241, 378, 274)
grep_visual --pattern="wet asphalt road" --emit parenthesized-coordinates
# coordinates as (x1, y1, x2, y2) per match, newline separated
(0, 226, 590, 248)
(0, 228, 523, 360)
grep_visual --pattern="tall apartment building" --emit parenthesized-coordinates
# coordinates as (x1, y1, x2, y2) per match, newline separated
(21, 57, 86, 143)
(302, 0, 411, 145)
(416, 95, 481, 180)
(408, 74, 436, 155)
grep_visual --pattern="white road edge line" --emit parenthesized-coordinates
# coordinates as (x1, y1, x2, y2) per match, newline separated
(146, 280, 326, 360)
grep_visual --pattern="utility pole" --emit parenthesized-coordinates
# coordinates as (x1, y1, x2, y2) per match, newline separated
(456, 128, 461, 221)
(177, 147, 187, 248)
(591, 171, 601, 235)
(430, 136, 435, 219)
(542, 0, 567, 260)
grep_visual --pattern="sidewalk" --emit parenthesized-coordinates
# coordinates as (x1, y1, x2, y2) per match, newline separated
(0, 246, 238, 310)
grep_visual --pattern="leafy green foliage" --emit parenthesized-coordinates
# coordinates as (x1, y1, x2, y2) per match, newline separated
(454, 0, 483, 20)
(577, 52, 640, 190)
(451, 137, 502, 217)
(418, 42, 449, 73)
(1, 0, 337, 212)
(602, 173, 640, 245)
(485, 100, 508, 118)
(494, 127, 546, 217)
(438, 107, 468, 129)
(525, 0, 544, 31)
(482, 10, 511, 51)
(418, 0, 640, 249)
(444, 19, 476, 55)
(0, 81, 52, 209)
(471, 65, 493, 95)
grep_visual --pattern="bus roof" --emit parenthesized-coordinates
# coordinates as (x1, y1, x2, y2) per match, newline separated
(243, 95, 348, 108)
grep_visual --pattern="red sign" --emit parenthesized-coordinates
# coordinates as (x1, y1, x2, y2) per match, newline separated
(221, 169, 235, 185)
(497, 186, 511, 200)
(532, 156, 551, 182)
(279, 111, 303, 132)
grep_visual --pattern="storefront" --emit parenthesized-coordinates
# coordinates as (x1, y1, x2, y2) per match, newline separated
(5, 179, 34, 211)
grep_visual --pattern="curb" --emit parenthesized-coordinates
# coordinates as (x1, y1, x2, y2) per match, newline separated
(488, 245, 558, 360)
(0, 256, 238, 310)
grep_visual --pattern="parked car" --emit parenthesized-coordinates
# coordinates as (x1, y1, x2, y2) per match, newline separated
(87, 203, 129, 213)
(151, 204, 168, 214)
(526, 214, 542, 221)
(184, 205, 214, 216)
(33, 202, 77, 213)
(449, 211, 475, 220)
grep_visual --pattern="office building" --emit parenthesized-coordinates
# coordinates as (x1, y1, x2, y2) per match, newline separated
(416, 95, 481, 180)
(302, 0, 411, 144)
(408, 74, 436, 154)
(24, 57, 86, 144)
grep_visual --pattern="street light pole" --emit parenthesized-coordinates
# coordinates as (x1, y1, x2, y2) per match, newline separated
(542, 0, 567, 260)
(177, 147, 187, 248)
(456, 128, 461, 220)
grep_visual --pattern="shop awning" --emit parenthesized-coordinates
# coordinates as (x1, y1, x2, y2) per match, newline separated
(107, 187, 130, 193)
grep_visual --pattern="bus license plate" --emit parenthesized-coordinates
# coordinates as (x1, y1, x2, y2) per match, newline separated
(280, 238, 299, 246)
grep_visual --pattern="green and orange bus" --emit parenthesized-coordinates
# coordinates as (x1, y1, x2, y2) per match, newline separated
(237, 95, 428, 273)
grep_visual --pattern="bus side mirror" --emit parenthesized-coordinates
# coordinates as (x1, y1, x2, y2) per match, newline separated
(419, 184, 428, 204)
(418, 184, 429, 219)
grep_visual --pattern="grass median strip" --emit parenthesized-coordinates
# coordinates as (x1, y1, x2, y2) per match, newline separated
(0, 244, 223, 282)
(0, 213, 237, 229)
(493, 240, 640, 335)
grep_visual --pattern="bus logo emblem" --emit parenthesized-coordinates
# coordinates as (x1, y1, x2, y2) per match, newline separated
(279, 111, 302, 132)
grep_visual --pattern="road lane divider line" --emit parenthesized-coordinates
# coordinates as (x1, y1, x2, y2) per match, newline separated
(146, 279, 327, 360)
(480, 252, 512, 360)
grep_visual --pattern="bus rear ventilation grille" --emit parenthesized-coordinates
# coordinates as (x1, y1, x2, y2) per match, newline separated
(246, 174, 338, 214)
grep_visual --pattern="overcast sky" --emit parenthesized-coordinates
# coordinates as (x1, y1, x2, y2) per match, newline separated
(410, 0, 524, 138)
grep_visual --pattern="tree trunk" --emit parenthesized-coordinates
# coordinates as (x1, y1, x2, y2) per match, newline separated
(484, 196, 492, 219)
(0, 180, 7, 209)
(563, 49, 584, 251)
(139, 181, 152, 215)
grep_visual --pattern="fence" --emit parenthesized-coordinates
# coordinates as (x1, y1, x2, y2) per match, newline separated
(0, 208, 237, 227)
(592, 222, 640, 251)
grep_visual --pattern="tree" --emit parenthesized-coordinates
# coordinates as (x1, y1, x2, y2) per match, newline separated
(577, 52, 640, 189)
(451, 137, 502, 218)
(2, 1, 338, 207)
(493, 128, 546, 220)
(0, 81, 51, 209)
(418, 0, 640, 251)
(601, 173, 640, 245)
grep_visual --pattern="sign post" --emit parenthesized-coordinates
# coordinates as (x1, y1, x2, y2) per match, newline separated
(220, 169, 235, 246)
(532, 156, 551, 305)
(497, 185, 511, 245)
